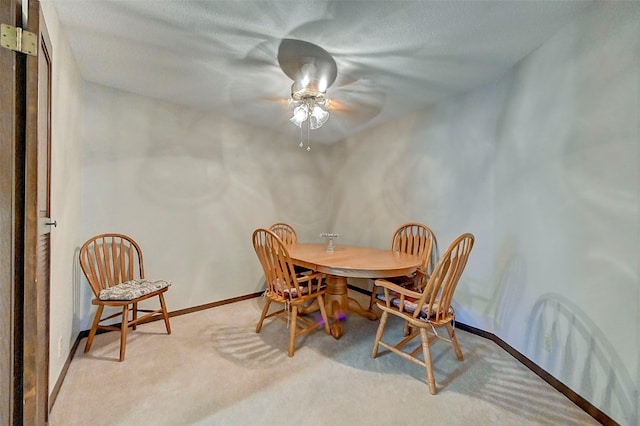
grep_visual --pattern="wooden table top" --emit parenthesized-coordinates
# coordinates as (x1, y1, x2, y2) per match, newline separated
(287, 243, 421, 279)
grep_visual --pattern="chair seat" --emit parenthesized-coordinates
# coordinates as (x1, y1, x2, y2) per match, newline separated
(376, 292, 453, 321)
(385, 274, 417, 287)
(273, 275, 325, 297)
(99, 279, 171, 301)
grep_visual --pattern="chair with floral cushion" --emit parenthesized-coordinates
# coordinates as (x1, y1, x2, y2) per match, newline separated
(253, 228, 331, 357)
(369, 223, 436, 311)
(371, 233, 474, 394)
(79, 233, 171, 361)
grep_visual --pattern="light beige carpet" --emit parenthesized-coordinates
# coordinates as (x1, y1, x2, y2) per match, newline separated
(49, 294, 599, 426)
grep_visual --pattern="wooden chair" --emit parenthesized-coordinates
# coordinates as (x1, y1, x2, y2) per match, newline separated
(369, 223, 436, 310)
(269, 222, 312, 275)
(79, 233, 172, 361)
(371, 233, 474, 394)
(269, 222, 298, 244)
(253, 228, 330, 357)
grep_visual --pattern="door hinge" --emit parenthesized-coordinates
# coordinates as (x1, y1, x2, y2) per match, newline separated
(1, 23, 37, 56)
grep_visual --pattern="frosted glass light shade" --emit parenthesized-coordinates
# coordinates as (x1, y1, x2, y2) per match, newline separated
(313, 105, 329, 124)
(290, 104, 309, 127)
(309, 105, 329, 129)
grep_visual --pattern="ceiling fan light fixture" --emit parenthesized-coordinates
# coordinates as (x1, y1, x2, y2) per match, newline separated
(288, 80, 330, 149)
(291, 80, 327, 103)
(278, 40, 338, 151)
(310, 105, 329, 128)
(290, 104, 309, 127)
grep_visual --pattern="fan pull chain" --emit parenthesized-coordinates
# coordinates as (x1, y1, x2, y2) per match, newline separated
(298, 115, 311, 151)
(298, 121, 304, 148)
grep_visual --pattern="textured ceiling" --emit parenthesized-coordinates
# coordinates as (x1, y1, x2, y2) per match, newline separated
(51, 0, 593, 144)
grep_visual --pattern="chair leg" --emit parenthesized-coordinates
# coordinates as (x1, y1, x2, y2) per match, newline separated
(446, 323, 463, 361)
(403, 321, 412, 336)
(368, 279, 377, 311)
(371, 311, 388, 358)
(84, 304, 104, 353)
(288, 305, 298, 357)
(256, 299, 271, 333)
(419, 328, 436, 394)
(119, 305, 129, 362)
(132, 302, 138, 330)
(317, 295, 331, 335)
(159, 293, 172, 334)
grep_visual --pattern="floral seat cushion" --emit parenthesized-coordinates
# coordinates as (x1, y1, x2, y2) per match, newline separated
(376, 292, 453, 321)
(99, 279, 171, 301)
(287, 282, 325, 297)
(385, 274, 417, 287)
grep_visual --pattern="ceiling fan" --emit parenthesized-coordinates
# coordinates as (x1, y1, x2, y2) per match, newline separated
(228, 36, 386, 148)
(277, 39, 337, 150)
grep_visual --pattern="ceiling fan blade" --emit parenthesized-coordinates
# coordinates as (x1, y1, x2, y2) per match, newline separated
(231, 39, 281, 70)
(330, 94, 384, 126)
(277, 39, 337, 89)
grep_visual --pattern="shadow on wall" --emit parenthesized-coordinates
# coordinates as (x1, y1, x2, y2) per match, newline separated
(72, 246, 84, 334)
(134, 113, 230, 207)
(136, 146, 229, 207)
(483, 237, 526, 329)
(526, 293, 638, 425)
(456, 235, 526, 330)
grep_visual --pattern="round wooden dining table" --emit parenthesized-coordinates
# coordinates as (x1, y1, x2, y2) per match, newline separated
(287, 243, 421, 339)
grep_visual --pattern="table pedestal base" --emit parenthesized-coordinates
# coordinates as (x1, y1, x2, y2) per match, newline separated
(325, 275, 378, 339)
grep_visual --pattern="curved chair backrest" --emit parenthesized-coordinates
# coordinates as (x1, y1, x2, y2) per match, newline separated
(391, 223, 436, 273)
(79, 233, 144, 298)
(253, 228, 302, 300)
(419, 233, 474, 323)
(269, 222, 298, 245)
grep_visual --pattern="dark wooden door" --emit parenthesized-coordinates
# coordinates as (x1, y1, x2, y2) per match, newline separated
(0, 0, 24, 423)
(1, 0, 49, 424)
(23, 0, 51, 424)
